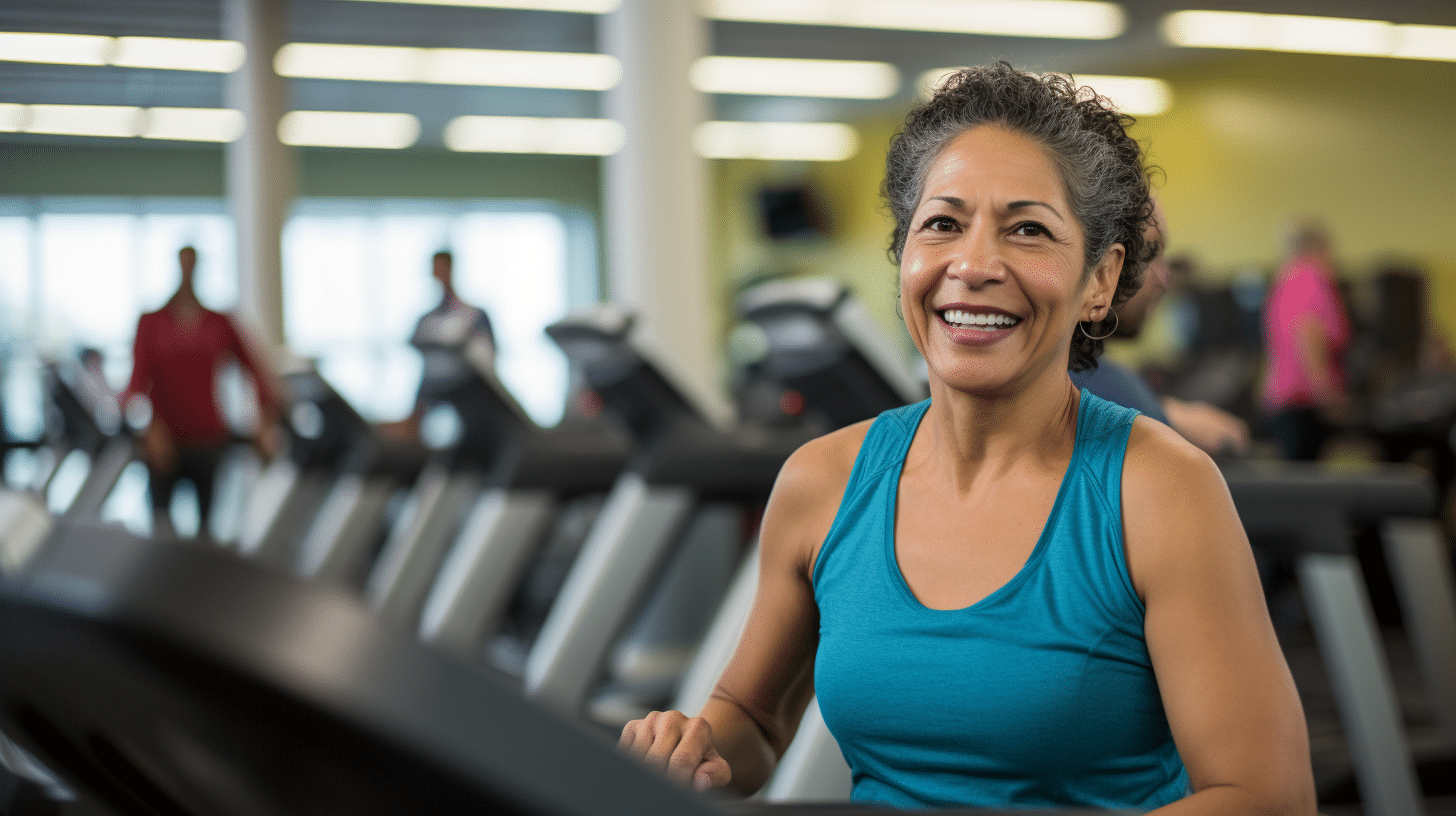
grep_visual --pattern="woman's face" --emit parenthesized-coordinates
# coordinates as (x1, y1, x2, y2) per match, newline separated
(899, 125, 1122, 397)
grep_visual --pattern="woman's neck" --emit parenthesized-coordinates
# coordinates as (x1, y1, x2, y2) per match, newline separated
(915, 369, 1081, 493)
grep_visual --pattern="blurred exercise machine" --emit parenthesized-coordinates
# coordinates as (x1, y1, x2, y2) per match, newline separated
(378, 344, 629, 645)
(674, 278, 924, 801)
(522, 306, 816, 722)
(236, 362, 374, 570)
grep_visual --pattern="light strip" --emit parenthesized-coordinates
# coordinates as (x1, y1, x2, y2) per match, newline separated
(278, 110, 421, 149)
(918, 68, 1172, 115)
(0, 31, 112, 65)
(0, 31, 242, 71)
(275, 42, 620, 90)
(144, 107, 246, 142)
(693, 121, 859, 161)
(23, 104, 144, 138)
(692, 56, 898, 99)
(0, 103, 245, 141)
(1163, 11, 1456, 61)
(336, 0, 620, 11)
(0, 103, 28, 131)
(705, 0, 1125, 40)
(112, 36, 245, 72)
(445, 115, 624, 154)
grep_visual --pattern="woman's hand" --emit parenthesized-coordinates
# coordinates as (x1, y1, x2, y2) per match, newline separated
(618, 710, 732, 792)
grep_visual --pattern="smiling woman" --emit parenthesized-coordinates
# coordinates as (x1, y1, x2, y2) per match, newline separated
(617, 62, 1315, 815)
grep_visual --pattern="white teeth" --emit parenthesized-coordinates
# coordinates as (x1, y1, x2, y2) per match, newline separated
(942, 309, 1018, 329)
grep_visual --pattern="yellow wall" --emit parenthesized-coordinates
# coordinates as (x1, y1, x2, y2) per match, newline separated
(709, 50, 1456, 366)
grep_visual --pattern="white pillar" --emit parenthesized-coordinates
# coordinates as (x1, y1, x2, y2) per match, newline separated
(224, 0, 294, 348)
(602, 0, 730, 425)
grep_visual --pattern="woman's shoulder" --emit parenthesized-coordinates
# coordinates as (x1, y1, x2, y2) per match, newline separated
(776, 418, 875, 503)
(1123, 415, 1225, 501)
(1120, 415, 1241, 595)
(761, 418, 877, 574)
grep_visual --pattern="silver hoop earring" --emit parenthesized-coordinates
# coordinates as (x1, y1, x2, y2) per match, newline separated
(1079, 310, 1118, 341)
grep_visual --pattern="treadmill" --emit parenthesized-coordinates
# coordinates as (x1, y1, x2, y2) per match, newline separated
(35, 361, 134, 526)
(370, 333, 630, 643)
(235, 362, 375, 571)
(523, 306, 817, 722)
(676, 277, 925, 801)
(0, 521, 1112, 816)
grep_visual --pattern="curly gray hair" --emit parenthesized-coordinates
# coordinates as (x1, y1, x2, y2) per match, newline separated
(884, 61, 1158, 371)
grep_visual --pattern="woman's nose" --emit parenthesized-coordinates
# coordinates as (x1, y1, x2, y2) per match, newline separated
(946, 225, 1006, 285)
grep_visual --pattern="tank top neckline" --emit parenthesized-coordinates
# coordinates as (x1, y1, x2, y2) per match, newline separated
(885, 388, 1090, 614)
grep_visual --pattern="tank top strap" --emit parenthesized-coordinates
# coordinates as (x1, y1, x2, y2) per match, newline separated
(853, 399, 931, 481)
(1071, 387, 1140, 515)
(812, 399, 930, 586)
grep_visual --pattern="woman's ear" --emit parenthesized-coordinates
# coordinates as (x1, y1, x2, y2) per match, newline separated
(1086, 243, 1125, 315)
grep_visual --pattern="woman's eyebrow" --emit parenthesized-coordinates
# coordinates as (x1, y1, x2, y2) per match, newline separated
(1008, 199, 1066, 223)
(925, 196, 1066, 225)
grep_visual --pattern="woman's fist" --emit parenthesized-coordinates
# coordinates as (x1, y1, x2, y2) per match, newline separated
(618, 710, 731, 792)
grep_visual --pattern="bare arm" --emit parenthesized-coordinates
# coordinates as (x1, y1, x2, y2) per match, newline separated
(1293, 314, 1344, 411)
(1160, 397, 1250, 456)
(1124, 419, 1316, 815)
(618, 423, 865, 794)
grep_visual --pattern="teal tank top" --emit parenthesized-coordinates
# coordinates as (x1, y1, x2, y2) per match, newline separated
(812, 390, 1189, 810)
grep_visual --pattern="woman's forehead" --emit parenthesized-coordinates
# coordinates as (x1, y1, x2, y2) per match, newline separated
(919, 126, 1067, 208)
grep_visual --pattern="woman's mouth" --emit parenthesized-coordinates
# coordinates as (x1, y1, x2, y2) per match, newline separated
(939, 308, 1021, 331)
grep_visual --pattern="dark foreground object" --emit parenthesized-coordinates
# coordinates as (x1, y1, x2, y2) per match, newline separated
(0, 525, 1110, 816)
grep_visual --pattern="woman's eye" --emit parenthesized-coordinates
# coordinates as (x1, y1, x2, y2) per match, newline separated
(920, 215, 958, 232)
(1011, 221, 1049, 237)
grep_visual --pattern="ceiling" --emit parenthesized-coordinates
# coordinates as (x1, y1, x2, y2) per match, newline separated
(3, 0, 1454, 150)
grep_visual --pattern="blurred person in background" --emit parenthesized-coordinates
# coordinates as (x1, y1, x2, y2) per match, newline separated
(381, 250, 497, 441)
(121, 246, 283, 541)
(1260, 220, 1351, 461)
(1072, 201, 1250, 456)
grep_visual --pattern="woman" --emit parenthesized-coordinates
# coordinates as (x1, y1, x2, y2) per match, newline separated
(1260, 221, 1351, 461)
(620, 63, 1313, 813)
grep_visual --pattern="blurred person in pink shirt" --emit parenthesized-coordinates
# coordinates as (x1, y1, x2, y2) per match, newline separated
(1260, 221, 1351, 460)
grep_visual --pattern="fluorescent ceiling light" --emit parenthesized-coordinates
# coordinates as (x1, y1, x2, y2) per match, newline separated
(0, 31, 113, 65)
(336, 0, 620, 11)
(25, 105, 144, 138)
(279, 110, 420, 149)
(144, 107, 246, 142)
(112, 36, 245, 72)
(1069, 75, 1171, 115)
(693, 121, 859, 161)
(445, 115, 624, 154)
(0, 31, 243, 71)
(704, 0, 1125, 40)
(276, 43, 620, 89)
(917, 68, 1172, 115)
(0, 103, 27, 131)
(692, 56, 898, 99)
(1392, 25, 1456, 61)
(276, 43, 420, 82)
(1163, 11, 1456, 61)
(1163, 11, 1389, 55)
(427, 48, 619, 88)
(0, 103, 246, 141)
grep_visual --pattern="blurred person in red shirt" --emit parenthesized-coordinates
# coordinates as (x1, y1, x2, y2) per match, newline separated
(121, 246, 284, 540)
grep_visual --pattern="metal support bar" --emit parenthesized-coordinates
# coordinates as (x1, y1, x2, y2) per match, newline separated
(1381, 517, 1456, 746)
(525, 473, 692, 714)
(419, 489, 554, 663)
(1298, 551, 1426, 816)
